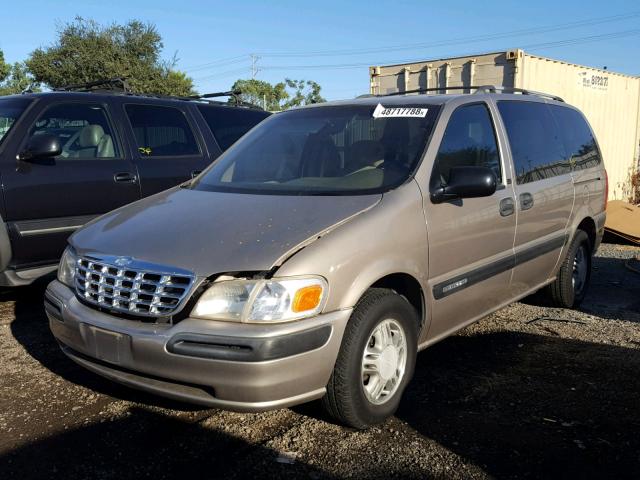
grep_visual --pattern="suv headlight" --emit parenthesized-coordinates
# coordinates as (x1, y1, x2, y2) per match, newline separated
(191, 276, 327, 323)
(57, 246, 77, 287)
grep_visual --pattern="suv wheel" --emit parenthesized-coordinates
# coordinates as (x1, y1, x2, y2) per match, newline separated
(545, 230, 592, 308)
(322, 288, 418, 429)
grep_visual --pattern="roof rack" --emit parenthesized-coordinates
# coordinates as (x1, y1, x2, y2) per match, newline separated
(375, 85, 564, 102)
(54, 77, 131, 93)
(52, 79, 264, 110)
(474, 85, 564, 102)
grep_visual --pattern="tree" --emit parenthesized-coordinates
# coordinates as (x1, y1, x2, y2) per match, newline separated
(229, 78, 326, 111)
(0, 62, 40, 95)
(0, 49, 39, 95)
(282, 79, 326, 109)
(230, 79, 288, 111)
(0, 50, 10, 83)
(26, 17, 194, 96)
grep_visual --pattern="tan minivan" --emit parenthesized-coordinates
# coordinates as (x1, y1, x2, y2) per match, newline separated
(46, 87, 607, 428)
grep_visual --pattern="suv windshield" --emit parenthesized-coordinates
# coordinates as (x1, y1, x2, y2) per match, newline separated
(0, 97, 32, 146)
(192, 104, 441, 195)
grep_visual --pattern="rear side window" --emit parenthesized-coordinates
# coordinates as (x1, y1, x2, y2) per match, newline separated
(125, 104, 199, 157)
(198, 106, 270, 151)
(549, 105, 601, 170)
(497, 101, 569, 184)
(432, 103, 501, 185)
(27, 102, 119, 159)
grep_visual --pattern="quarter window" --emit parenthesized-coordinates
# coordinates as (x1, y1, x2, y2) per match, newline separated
(197, 105, 270, 151)
(27, 103, 118, 159)
(125, 105, 199, 157)
(549, 105, 601, 171)
(497, 101, 570, 184)
(432, 103, 501, 186)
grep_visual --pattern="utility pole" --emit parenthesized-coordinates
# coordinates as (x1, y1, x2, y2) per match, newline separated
(250, 54, 261, 79)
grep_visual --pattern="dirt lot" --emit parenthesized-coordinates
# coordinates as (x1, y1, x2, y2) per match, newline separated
(1, 242, 639, 479)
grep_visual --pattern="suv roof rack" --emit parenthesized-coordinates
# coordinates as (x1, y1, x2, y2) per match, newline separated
(52, 79, 264, 110)
(375, 85, 564, 102)
(54, 77, 131, 93)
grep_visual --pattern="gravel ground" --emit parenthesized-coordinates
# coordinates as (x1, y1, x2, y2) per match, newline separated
(1, 243, 639, 479)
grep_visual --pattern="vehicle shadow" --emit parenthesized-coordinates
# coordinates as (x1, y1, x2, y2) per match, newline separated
(0, 406, 333, 480)
(396, 330, 640, 479)
(522, 255, 640, 323)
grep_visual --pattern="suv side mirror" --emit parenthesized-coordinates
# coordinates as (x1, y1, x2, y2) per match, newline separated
(430, 166, 497, 204)
(19, 134, 62, 162)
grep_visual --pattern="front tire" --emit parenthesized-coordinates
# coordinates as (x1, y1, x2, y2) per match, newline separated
(545, 230, 592, 308)
(322, 288, 418, 429)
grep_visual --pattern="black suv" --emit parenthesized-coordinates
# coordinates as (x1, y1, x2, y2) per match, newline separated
(0, 86, 270, 286)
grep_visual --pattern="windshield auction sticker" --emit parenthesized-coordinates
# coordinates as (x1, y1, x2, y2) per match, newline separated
(373, 104, 428, 118)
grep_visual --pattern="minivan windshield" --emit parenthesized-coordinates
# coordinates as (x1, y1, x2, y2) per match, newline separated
(192, 104, 441, 195)
(0, 97, 32, 146)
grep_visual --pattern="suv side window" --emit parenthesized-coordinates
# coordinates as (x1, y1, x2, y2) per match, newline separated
(432, 103, 501, 185)
(549, 105, 601, 171)
(125, 104, 200, 157)
(497, 101, 569, 184)
(197, 105, 270, 151)
(27, 103, 119, 159)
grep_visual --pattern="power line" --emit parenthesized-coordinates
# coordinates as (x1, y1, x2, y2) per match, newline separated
(183, 55, 248, 72)
(259, 28, 640, 71)
(255, 11, 640, 58)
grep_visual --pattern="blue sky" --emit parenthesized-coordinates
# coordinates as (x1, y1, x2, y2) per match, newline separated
(1, 0, 638, 99)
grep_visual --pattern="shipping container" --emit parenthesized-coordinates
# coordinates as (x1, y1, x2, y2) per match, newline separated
(369, 50, 640, 201)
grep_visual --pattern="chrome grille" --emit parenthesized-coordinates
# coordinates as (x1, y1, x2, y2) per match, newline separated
(74, 256, 195, 318)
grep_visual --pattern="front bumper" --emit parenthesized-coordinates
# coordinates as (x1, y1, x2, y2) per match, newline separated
(46, 280, 351, 411)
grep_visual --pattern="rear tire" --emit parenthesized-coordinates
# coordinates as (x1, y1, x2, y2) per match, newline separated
(322, 288, 418, 429)
(545, 230, 592, 308)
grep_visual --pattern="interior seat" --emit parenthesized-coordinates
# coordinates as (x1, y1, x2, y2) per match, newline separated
(69, 125, 114, 158)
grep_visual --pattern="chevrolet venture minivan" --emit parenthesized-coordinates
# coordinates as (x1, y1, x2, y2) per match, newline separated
(46, 86, 607, 429)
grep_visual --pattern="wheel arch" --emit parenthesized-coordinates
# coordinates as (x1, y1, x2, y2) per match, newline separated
(365, 272, 427, 336)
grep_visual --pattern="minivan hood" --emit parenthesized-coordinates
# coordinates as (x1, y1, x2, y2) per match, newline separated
(71, 188, 381, 277)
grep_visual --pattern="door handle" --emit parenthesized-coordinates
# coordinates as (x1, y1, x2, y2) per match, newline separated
(113, 172, 137, 184)
(519, 192, 534, 210)
(191, 170, 202, 178)
(499, 197, 515, 217)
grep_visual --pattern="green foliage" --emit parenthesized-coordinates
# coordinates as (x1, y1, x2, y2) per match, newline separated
(26, 17, 194, 96)
(0, 50, 10, 83)
(0, 62, 41, 95)
(230, 79, 288, 111)
(0, 49, 39, 96)
(282, 79, 326, 109)
(230, 78, 326, 111)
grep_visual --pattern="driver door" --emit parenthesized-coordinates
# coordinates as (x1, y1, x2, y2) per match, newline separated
(424, 102, 517, 341)
(2, 101, 140, 268)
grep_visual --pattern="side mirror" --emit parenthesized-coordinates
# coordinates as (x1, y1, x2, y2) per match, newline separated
(430, 166, 497, 204)
(19, 134, 62, 161)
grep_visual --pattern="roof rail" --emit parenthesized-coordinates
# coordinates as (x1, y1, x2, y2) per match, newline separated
(188, 90, 262, 109)
(54, 77, 131, 93)
(374, 85, 564, 102)
(474, 85, 564, 102)
(379, 86, 482, 96)
(52, 81, 264, 110)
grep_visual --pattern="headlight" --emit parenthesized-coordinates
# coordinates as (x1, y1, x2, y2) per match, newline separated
(191, 276, 327, 323)
(57, 246, 77, 287)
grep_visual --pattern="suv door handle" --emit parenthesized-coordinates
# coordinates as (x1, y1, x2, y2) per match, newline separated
(519, 192, 534, 210)
(113, 172, 137, 184)
(499, 197, 515, 217)
(191, 170, 202, 178)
